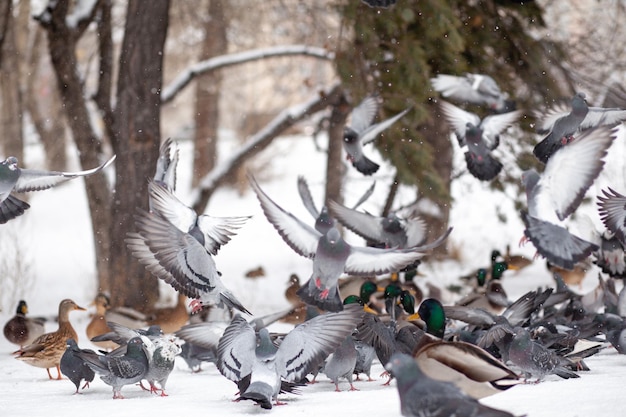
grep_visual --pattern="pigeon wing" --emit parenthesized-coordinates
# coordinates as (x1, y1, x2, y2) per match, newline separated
(580, 107, 626, 130)
(598, 188, 626, 246)
(439, 99, 480, 142)
(360, 107, 411, 146)
(14, 155, 116, 192)
(348, 95, 379, 134)
(297, 175, 320, 219)
(328, 200, 385, 243)
(216, 316, 256, 383)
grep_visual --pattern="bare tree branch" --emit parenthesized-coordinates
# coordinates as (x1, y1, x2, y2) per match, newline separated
(162, 44, 334, 104)
(190, 82, 343, 212)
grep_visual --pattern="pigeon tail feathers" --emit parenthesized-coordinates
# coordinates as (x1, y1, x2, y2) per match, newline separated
(239, 381, 275, 409)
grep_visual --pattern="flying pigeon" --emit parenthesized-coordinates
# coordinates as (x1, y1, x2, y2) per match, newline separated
(598, 187, 626, 247)
(328, 199, 428, 249)
(343, 96, 411, 175)
(248, 174, 451, 312)
(520, 126, 616, 269)
(75, 337, 149, 399)
(0, 154, 116, 224)
(217, 304, 364, 409)
(385, 353, 516, 417)
(431, 73, 514, 113)
(60, 339, 96, 394)
(533, 92, 626, 163)
(126, 180, 250, 314)
(153, 138, 179, 192)
(440, 99, 522, 180)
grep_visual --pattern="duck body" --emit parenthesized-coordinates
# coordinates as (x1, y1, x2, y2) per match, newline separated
(3, 300, 45, 348)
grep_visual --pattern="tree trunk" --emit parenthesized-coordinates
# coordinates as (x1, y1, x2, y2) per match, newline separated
(108, 0, 169, 311)
(0, 0, 23, 161)
(324, 89, 349, 207)
(192, 0, 227, 186)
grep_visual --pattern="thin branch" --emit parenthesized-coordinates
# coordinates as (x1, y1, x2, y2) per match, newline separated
(190, 82, 344, 212)
(161, 44, 335, 104)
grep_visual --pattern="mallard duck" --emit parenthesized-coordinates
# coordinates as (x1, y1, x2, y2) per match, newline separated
(86, 294, 116, 351)
(14, 299, 86, 379)
(3, 300, 45, 348)
(147, 293, 189, 334)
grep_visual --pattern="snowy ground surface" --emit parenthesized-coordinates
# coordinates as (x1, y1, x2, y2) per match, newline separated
(2, 131, 626, 416)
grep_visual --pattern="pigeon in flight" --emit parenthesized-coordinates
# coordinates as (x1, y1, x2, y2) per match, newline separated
(0, 154, 116, 224)
(521, 126, 616, 269)
(533, 92, 626, 163)
(249, 174, 451, 312)
(431, 73, 514, 113)
(598, 187, 626, 247)
(126, 180, 250, 314)
(217, 304, 363, 409)
(343, 95, 411, 175)
(439, 99, 522, 181)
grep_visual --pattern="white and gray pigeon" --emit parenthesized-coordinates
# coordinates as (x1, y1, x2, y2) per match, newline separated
(141, 335, 182, 396)
(440, 99, 521, 181)
(248, 174, 451, 312)
(385, 353, 516, 417)
(534, 92, 626, 163)
(153, 138, 179, 192)
(431, 73, 514, 113)
(126, 181, 250, 315)
(343, 95, 411, 176)
(0, 154, 116, 224)
(217, 304, 364, 409)
(321, 334, 358, 391)
(75, 337, 149, 399)
(328, 199, 427, 249)
(521, 126, 616, 270)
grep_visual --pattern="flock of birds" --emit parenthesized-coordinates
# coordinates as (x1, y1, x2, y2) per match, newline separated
(3, 70, 626, 417)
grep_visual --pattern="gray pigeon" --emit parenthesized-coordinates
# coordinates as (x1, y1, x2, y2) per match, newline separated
(60, 339, 96, 394)
(463, 124, 504, 181)
(217, 304, 364, 409)
(507, 327, 579, 381)
(598, 187, 626, 247)
(343, 96, 411, 175)
(328, 200, 427, 249)
(521, 126, 616, 269)
(75, 337, 149, 399)
(385, 353, 516, 417)
(249, 174, 451, 312)
(126, 180, 250, 314)
(179, 341, 216, 372)
(353, 339, 377, 381)
(142, 336, 182, 396)
(322, 334, 358, 391)
(431, 73, 514, 113)
(593, 232, 626, 279)
(0, 155, 116, 224)
(153, 138, 179, 191)
(534, 92, 626, 163)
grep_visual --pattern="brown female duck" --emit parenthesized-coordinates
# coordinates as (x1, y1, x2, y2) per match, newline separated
(14, 299, 85, 379)
(86, 294, 117, 351)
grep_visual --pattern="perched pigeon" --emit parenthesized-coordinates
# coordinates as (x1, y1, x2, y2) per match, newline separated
(75, 337, 149, 399)
(217, 304, 364, 409)
(385, 353, 516, 417)
(533, 92, 626, 163)
(431, 73, 514, 113)
(508, 327, 579, 381)
(126, 180, 250, 314)
(60, 339, 96, 394)
(322, 334, 358, 391)
(179, 341, 217, 372)
(521, 126, 616, 269)
(249, 174, 451, 312)
(328, 199, 427, 249)
(142, 336, 182, 396)
(0, 155, 116, 224)
(343, 96, 411, 175)
(598, 187, 626, 247)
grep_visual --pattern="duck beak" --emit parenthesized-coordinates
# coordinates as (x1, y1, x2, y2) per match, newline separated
(406, 312, 421, 321)
(376, 286, 385, 292)
(75, 305, 87, 311)
(363, 305, 378, 315)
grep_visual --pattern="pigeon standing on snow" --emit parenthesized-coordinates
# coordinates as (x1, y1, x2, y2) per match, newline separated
(385, 353, 516, 417)
(0, 155, 116, 224)
(60, 339, 96, 394)
(75, 337, 149, 399)
(439, 99, 522, 181)
(142, 336, 182, 396)
(249, 174, 451, 312)
(431, 73, 514, 113)
(217, 304, 363, 409)
(343, 96, 411, 176)
(521, 126, 616, 270)
(322, 334, 358, 391)
(533, 92, 626, 163)
(126, 180, 251, 314)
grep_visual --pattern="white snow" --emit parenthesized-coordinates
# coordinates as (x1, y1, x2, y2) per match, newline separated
(2, 131, 626, 416)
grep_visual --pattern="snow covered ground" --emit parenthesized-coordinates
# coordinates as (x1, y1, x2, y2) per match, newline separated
(2, 131, 626, 416)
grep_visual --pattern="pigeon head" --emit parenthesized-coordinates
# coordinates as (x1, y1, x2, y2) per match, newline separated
(326, 227, 342, 245)
(2, 156, 18, 170)
(521, 169, 540, 194)
(382, 214, 403, 233)
(343, 128, 359, 144)
(385, 353, 423, 382)
(315, 206, 335, 234)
